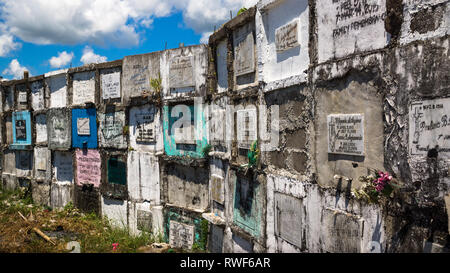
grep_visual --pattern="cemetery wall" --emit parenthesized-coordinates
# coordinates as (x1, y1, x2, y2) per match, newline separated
(0, 0, 448, 253)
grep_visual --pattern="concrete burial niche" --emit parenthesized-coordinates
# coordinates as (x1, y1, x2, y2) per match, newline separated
(51, 151, 74, 208)
(165, 163, 209, 211)
(52, 151, 73, 184)
(3, 86, 14, 112)
(164, 207, 208, 251)
(100, 67, 121, 101)
(34, 147, 51, 181)
(30, 79, 45, 111)
(163, 103, 208, 158)
(316, 0, 389, 63)
(215, 39, 228, 93)
(129, 104, 162, 153)
(47, 108, 71, 150)
(11, 111, 32, 149)
(101, 195, 128, 229)
(75, 149, 101, 188)
(16, 83, 29, 111)
(74, 184, 101, 215)
(320, 208, 364, 253)
(256, 0, 310, 88)
(233, 21, 258, 90)
(35, 114, 47, 145)
(101, 153, 128, 200)
(45, 70, 68, 109)
(127, 151, 160, 204)
(71, 71, 96, 106)
(314, 74, 384, 189)
(122, 52, 161, 105)
(15, 150, 33, 178)
(162, 45, 208, 99)
(232, 170, 264, 238)
(98, 110, 127, 149)
(71, 108, 97, 149)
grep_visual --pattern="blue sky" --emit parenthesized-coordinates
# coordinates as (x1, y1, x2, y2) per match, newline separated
(0, 0, 257, 80)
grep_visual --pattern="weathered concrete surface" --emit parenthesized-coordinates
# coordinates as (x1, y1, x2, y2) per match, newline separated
(215, 40, 228, 93)
(129, 104, 163, 153)
(128, 202, 164, 236)
(256, 0, 310, 91)
(50, 181, 73, 209)
(52, 151, 73, 184)
(400, 0, 450, 45)
(100, 67, 121, 101)
(47, 108, 71, 150)
(30, 80, 45, 111)
(231, 170, 265, 240)
(127, 151, 160, 204)
(314, 73, 384, 189)
(233, 22, 258, 90)
(122, 52, 161, 105)
(101, 196, 128, 229)
(316, 0, 389, 63)
(161, 45, 208, 99)
(33, 147, 51, 181)
(262, 86, 310, 178)
(46, 70, 68, 108)
(74, 184, 101, 215)
(31, 180, 50, 207)
(164, 164, 209, 212)
(71, 71, 96, 105)
(15, 151, 32, 178)
(98, 111, 127, 149)
(35, 114, 47, 145)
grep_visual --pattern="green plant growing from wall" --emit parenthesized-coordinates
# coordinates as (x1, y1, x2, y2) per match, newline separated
(150, 73, 162, 94)
(237, 7, 247, 15)
(248, 140, 259, 168)
(201, 144, 212, 157)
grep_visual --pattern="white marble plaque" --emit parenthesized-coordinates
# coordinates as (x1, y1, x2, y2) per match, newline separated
(237, 109, 257, 148)
(274, 192, 303, 248)
(169, 221, 195, 249)
(234, 29, 255, 77)
(101, 69, 121, 100)
(18, 92, 27, 103)
(169, 56, 195, 89)
(275, 20, 300, 52)
(211, 175, 224, 205)
(77, 118, 90, 136)
(327, 114, 364, 156)
(409, 98, 450, 158)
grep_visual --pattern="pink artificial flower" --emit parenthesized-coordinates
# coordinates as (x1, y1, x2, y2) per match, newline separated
(112, 243, 119, 252)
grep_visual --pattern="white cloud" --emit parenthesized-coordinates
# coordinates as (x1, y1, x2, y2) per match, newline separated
(80, 46, 107, 64)
(49, 51, 74, 68)
(2, 59, 30, 79)
(200, 32, 213, 44)
(0, 32, 21, 57)
(0, 0, 258, 47)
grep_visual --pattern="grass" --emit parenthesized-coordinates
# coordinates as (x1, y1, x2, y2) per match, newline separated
(0, 185, 159, 253)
